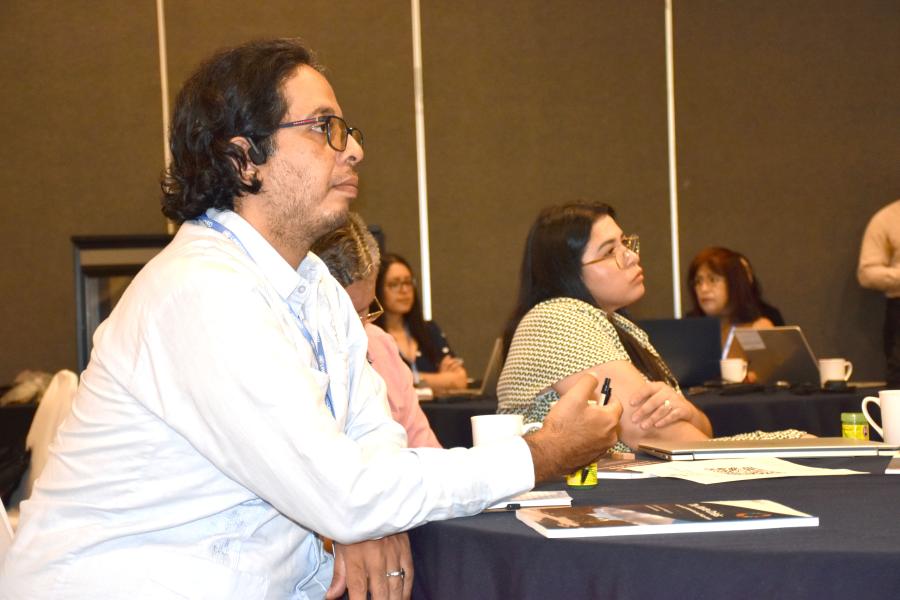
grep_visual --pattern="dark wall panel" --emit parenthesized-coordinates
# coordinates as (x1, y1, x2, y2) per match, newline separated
(0, 1, 417, 383)
(422, 1, 672, 373)
(0, 0, 418, 382)
(676, 0, 900, 380)
(2, 1, 897, 388)
(163, 1, 420, 258)
(0, 1, 165, 383)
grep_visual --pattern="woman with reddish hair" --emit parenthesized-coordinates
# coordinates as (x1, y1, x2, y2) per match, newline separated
(686, 247, 784, 346)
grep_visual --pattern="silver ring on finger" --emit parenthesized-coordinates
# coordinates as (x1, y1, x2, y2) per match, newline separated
(385, 568, 406, 578)
(664, 399, 671, 411)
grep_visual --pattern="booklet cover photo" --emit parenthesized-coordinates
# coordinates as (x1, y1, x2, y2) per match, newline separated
(516, 499, 818, 538)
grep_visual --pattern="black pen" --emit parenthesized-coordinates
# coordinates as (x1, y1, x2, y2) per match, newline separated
(601, 377, 612, 406)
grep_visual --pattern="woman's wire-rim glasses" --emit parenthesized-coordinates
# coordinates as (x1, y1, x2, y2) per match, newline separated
(360, 296, 384, 324)
(582, 234, 640, 270)
(277, 115, 364, 152)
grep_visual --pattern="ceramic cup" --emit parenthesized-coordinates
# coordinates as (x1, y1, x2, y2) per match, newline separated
(471, 414, 523, 446)
(720, 358, 748, 384)
(861, 389, 900, 445)
(818, 358, 853, 387)
(471, 414, 542, 446)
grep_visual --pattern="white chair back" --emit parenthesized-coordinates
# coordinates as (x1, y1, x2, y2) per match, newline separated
(1, 500, 13, 564)
(23, 370, 78, 499)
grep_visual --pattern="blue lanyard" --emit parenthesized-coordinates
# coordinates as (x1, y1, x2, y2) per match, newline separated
(196, 214, 335, 417)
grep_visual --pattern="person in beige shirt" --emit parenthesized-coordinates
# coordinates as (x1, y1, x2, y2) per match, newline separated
(858, 199, 900, 386)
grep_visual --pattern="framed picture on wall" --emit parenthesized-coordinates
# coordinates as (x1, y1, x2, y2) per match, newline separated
(72, 235, 172, 372)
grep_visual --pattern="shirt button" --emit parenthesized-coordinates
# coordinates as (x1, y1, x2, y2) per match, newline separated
(298, 285, 307, 293)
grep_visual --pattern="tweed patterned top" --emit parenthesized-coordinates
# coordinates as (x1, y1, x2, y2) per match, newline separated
(496, 297, 807, 445)
(497, 297, 674, 425)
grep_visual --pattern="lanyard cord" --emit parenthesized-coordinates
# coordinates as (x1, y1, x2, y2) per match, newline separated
(196, 215, 336, 417)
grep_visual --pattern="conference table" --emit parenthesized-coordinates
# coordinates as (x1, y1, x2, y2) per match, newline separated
(689, 386, 881, 438)
(409, 455, 900, 599)
(421, 386, 883, 449)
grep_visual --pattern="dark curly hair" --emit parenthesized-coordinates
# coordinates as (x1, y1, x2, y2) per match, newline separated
(161, 38, 320, 222)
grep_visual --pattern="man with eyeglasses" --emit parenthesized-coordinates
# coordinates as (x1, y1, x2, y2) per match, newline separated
(0, 39, 621, 600)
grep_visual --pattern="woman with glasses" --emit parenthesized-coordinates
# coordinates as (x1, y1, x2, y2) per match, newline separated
(312, 214, 442, 448)
(686, 247, 784, 347)
(374, 254, 469, 392)
(498, 202, 713, 451)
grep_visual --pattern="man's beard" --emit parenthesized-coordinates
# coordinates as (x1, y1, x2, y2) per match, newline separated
(263, 157, 350, 253)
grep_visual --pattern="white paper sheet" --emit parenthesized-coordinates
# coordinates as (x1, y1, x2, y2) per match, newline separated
(630, 456, 865, 484)
(486, 489, 573, 510)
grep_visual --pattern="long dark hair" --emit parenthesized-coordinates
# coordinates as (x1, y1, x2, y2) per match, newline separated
(686, 247, 781, 325)
(374, 253, 443, 367)
(504, 202, 674, 386)
(161, 38, 319, 222)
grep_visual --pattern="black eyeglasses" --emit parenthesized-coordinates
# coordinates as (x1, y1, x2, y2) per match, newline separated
(384, 277, 416, 292)
(277, 115, 364, 152)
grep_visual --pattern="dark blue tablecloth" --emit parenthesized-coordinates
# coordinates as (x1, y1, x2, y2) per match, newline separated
(410, 456, 900, 599)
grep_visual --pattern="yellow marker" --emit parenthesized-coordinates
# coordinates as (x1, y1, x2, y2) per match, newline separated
(566, 462, 598, 488)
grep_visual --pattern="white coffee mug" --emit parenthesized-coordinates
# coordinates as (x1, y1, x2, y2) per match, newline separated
(861, 390, 900, 445)
(471, 414, 522, 446)
(818, 358, 853, 387)
(471, 414, 542, 446)
(720, 358, 748, 383)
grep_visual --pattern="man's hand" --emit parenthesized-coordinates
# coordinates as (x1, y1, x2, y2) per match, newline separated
(326, 533, 413, 600)
(524, 373, 622, 482)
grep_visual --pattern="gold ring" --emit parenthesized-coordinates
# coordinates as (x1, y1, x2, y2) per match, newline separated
(664, 399, 671, 409)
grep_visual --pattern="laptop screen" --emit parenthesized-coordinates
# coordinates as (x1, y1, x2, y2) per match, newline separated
(723, 326, 819, 386)
(637, 317, 721, 388)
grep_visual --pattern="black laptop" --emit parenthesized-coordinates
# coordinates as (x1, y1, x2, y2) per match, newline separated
(636, 317, 721, 388)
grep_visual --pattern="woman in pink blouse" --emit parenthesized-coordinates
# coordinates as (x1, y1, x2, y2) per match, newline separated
(312, 213, 442, 448)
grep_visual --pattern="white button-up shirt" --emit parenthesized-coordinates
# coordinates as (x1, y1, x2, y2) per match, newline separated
(1, 210, 533, 599)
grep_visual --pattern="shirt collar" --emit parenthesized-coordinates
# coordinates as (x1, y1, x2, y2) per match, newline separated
(205, 209, 326, 301)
